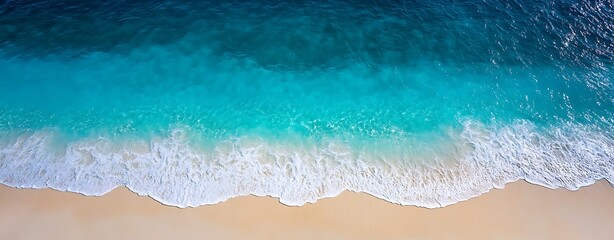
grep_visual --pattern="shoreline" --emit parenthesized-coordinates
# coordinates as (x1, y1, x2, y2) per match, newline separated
(2, 121, 612, 209)
(1, 180, 613, 239)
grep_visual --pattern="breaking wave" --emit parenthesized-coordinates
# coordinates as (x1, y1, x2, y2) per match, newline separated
(1, 120, 611, 208)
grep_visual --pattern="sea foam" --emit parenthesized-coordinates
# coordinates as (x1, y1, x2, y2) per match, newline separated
(1, 120, 611, 208)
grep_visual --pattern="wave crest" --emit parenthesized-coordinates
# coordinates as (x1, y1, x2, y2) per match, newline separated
(0, 121, 612, 208)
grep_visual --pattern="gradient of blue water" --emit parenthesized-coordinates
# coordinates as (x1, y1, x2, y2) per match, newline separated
(0, 0, 612, 150)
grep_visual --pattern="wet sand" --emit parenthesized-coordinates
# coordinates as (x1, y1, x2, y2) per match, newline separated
(0, 180, 613, 240)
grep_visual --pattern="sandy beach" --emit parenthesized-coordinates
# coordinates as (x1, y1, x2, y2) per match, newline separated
(0, 180, 612, 240)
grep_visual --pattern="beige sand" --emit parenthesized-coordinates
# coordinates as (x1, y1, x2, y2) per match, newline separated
(0, 180, 613, 240)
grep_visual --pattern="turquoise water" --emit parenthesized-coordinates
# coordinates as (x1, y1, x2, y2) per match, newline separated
(0, 0, 612, 207)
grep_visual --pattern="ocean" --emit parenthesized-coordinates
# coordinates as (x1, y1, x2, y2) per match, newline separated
(0, 0, 612, 208)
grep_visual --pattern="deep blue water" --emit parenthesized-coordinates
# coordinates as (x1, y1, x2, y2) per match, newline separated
(0, 0, 612, 207)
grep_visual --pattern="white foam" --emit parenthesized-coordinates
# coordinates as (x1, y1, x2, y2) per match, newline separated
(0, 120, 612, 208)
